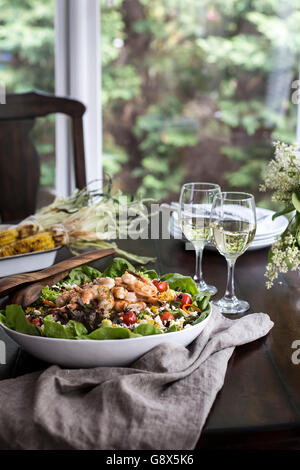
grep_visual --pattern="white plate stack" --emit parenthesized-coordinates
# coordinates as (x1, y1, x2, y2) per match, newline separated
(247, 207, 289, 250)
(167, 205, 289, 251)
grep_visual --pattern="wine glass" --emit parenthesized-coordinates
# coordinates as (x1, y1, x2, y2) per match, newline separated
(210, 192, 256, 314)
(179, 182, 221, 294)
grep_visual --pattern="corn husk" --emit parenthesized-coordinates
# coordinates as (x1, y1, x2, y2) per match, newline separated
(17, 185, 155, 264)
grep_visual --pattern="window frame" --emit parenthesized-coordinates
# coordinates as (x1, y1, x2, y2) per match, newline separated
(55, 0, 102, 196)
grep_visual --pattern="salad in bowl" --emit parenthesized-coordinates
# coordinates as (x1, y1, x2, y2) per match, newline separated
(0, 257, 211, 367)
(0, 258, 210, 340)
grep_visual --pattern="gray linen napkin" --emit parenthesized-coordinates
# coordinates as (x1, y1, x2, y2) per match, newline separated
(0, 306, 273, 450)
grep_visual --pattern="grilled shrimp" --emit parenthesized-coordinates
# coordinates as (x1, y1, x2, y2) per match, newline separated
(125, 291, 138, 302)
(94, 277, 115, 289)
(112, 286, 138, 303)
(81, 285, 114, 311)
(112, 286, 126, 299)
(121, 270, 159, 303)
(55, 287, 83, 307)
(114, 300, 146, 313)
(114, 277, 123, 287)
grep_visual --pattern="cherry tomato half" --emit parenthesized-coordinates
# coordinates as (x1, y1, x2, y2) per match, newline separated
(152, 280, 168, 293)
(157, 281, 168, 293)
(123, 311, 137, 326)
(181, 293, 192, 306)
(175, 293, 192, 307)
(28, 317, 42, 327)
(160, 312, 175, 325)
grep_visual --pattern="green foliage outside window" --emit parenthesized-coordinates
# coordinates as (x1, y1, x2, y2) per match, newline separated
(101, 0, 300, 205)
(1, 0, 300, 207)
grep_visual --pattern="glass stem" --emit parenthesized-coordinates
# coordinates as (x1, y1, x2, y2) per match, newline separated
(194, 247, 205, 287)
(224, 258, 236, 301)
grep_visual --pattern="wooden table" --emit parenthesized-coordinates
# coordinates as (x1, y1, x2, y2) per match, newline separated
(1, 238, 300, 450)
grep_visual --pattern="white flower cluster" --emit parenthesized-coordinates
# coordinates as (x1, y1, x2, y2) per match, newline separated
(260, 141, 300, 203)
(265, 234, 300, 288)
(260, 141, 300, 287)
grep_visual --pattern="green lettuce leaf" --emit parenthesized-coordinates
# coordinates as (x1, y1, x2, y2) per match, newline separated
(133, 323, 162, 336)
(41, 286, 60, 302)
(87, 325, 140, 340)
(0, 312, 8, 327)
(103, 257, 135, 278)
(161, 273, 198, 296)
(43, 315, 76, 339)
(61, 265, 101, 285)
(193, 293, 211, 311)
(138, 268, 159, 280)
(171, 307, 189, 319)
(42, 316, 88, 339)
(191, 307, 210, 325)
(166, 325, 181, 333)
(69, 320, 88, 337)
(4, 304, 41, 336)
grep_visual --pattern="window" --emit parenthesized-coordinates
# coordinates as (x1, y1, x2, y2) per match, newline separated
(1, 0, 299, 210)
(0, 0, 56, 208)
(101, 0, 300, 208)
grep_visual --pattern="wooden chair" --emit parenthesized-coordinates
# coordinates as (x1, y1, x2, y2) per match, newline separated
(0, 90, 87, 222)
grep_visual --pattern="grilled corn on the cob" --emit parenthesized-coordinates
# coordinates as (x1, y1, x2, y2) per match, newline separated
(0, 228, 18, 248)
(50, 224, 68, 246)
(17, 221, 39, 239)
(0, 232, 55, 258)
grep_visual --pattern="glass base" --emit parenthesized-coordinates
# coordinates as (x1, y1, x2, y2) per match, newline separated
(196, 280, 218, 295)
(213, 296, 249, 314)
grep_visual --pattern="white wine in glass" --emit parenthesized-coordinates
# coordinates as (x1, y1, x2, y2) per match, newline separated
(211, 192, 257, 314)
(212, 220, 256, 261)
(179, 182, 221, 294)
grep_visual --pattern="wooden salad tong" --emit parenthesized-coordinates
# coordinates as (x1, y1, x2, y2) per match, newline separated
(0, 248, 115, 307)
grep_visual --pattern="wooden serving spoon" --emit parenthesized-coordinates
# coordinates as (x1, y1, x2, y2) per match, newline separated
(0, 248, 115, 298)
(9, 270, 70, 307)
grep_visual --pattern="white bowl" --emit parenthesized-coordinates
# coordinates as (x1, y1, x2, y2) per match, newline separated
(0, 310, 211, 368)
(0, 246, 61, 277)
